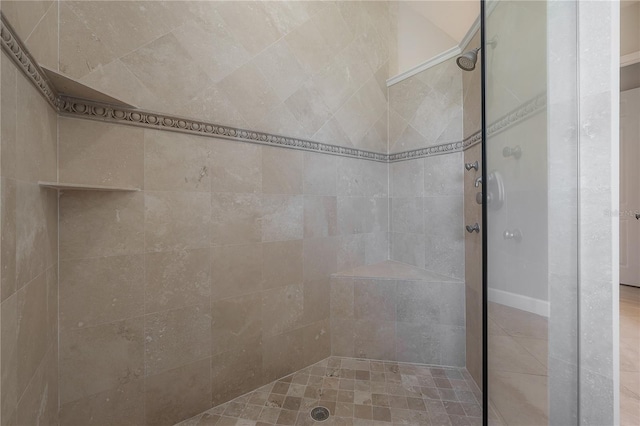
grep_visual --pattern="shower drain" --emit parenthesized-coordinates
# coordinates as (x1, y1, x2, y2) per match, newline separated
(310, 406, 330, 422)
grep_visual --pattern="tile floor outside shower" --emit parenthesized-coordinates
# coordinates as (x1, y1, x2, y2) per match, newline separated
(176, 357, 482, 426)
(620, 284, 640, 426)
(488, 284, 640, 426)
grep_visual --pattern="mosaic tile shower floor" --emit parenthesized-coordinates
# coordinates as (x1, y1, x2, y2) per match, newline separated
(176, 357, 482, 426)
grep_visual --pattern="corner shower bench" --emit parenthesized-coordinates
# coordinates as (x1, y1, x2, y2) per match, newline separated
(330, 260, 465, 367)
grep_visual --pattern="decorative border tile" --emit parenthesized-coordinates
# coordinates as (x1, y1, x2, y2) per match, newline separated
(1, 12, 546, 164)
(0, 13, 60, 109)
(57, 96, 390, 162)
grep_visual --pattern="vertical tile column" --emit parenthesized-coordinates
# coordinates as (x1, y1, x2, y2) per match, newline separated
(0, 51, 59, 425)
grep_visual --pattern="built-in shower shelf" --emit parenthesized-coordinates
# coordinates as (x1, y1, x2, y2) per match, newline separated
(38, 182, 141, 192)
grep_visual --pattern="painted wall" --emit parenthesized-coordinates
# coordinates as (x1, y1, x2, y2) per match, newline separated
(391, 1, 479, 77)
(621, 1, 640, 56)
(57, 0, 392, 153)
(485, 0, 549, 309)
(55, 117, 389, 425)
(393, 2, 457, 75)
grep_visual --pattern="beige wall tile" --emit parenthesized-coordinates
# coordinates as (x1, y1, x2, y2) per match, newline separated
(211, 193, 262, 245)
(284, 17, 333, 74)
(45, 265, 58, 348)
(331, 317, 355, 357)
(353, 279, 397, 322)
(216, 1, 283, 56)
(262, 240, 303, 290)
(391, 159, 424, 198)
(312, 117, 353, 147)
(16, 272, 50, 398)
(303, 237, 338, 283)
(23, 0, 58, 71)
(59, 191, 144, 260)
(58, 118, 144, 189)
(302, 319, 331, 365)
(304, 196, 338, 238)
(145, 358, 212, 426)
(59, 380, 145, 426)
(120, 33, 212, 108)
(144, 191, 211, 252)
(261, 195, 303, 242)
(211, 243, 263, 301)
(262, 147, 303, 195)
(58, 2, 120, 80)
(15, 73, 57, 183)
(1, 292, 18, 423)
(263, 328, 305, 382)
(61, 1, 185, 78)
(211, 139, 262, 193)
(1, 53, 18, 180)
(14, 182, 56, 288)
(364, 232, 389, 265)
(303, 152, 337, 196)
(255, 103, 308, 140)
(171, 13, 251, 84)
(337, 157, 388, 198)
(1, 178, 17, 301)
(389, 76, 430, 122)
(145, 304, 211, 376)
(284, 83, 333, 136)
(1, 1, 55, 47)
(211, 338, 263, 406)
(303, 278, 330, 325)
(145, 249, 211, 314)
(54, 1, 395, 155)
(59, 318, 144, 406)
(313, 3, 354, 52)
(211, 293, 262, 356)
(330, 277, 354, 319)
(144, 130, 211, 192)
(176, 83, 248, 129)
(337, 234, 366, 272)
(16, 346, 58, 426)
(390, 124, 426, 153)
(253, 39, 308, 102)
(219, 62, 281, 125)
(334, 78, 387, 147)
(59, 255, 144, 331)
(78, 59, 161, 110)
(359, 119, 387, 153)
(262, 283, 304, 339)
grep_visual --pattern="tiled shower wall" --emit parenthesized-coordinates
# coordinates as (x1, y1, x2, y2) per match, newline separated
(57, 0, 394, 153)
(462, 31, 483, 388)
(388, 58, 465, 281)
(55, 117, 389, 425)
(388, 58, 463, 153)
(0, 51, 59, 425)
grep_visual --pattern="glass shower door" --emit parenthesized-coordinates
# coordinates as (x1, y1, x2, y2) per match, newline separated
(483, 0, 579, 424)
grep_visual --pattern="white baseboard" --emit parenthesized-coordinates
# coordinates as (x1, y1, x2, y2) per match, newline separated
(488, 288, 549, 317)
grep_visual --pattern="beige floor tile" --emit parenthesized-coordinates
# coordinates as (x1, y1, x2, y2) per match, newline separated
(489, 371, 548, 426)
(488, 336, 546, 376)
